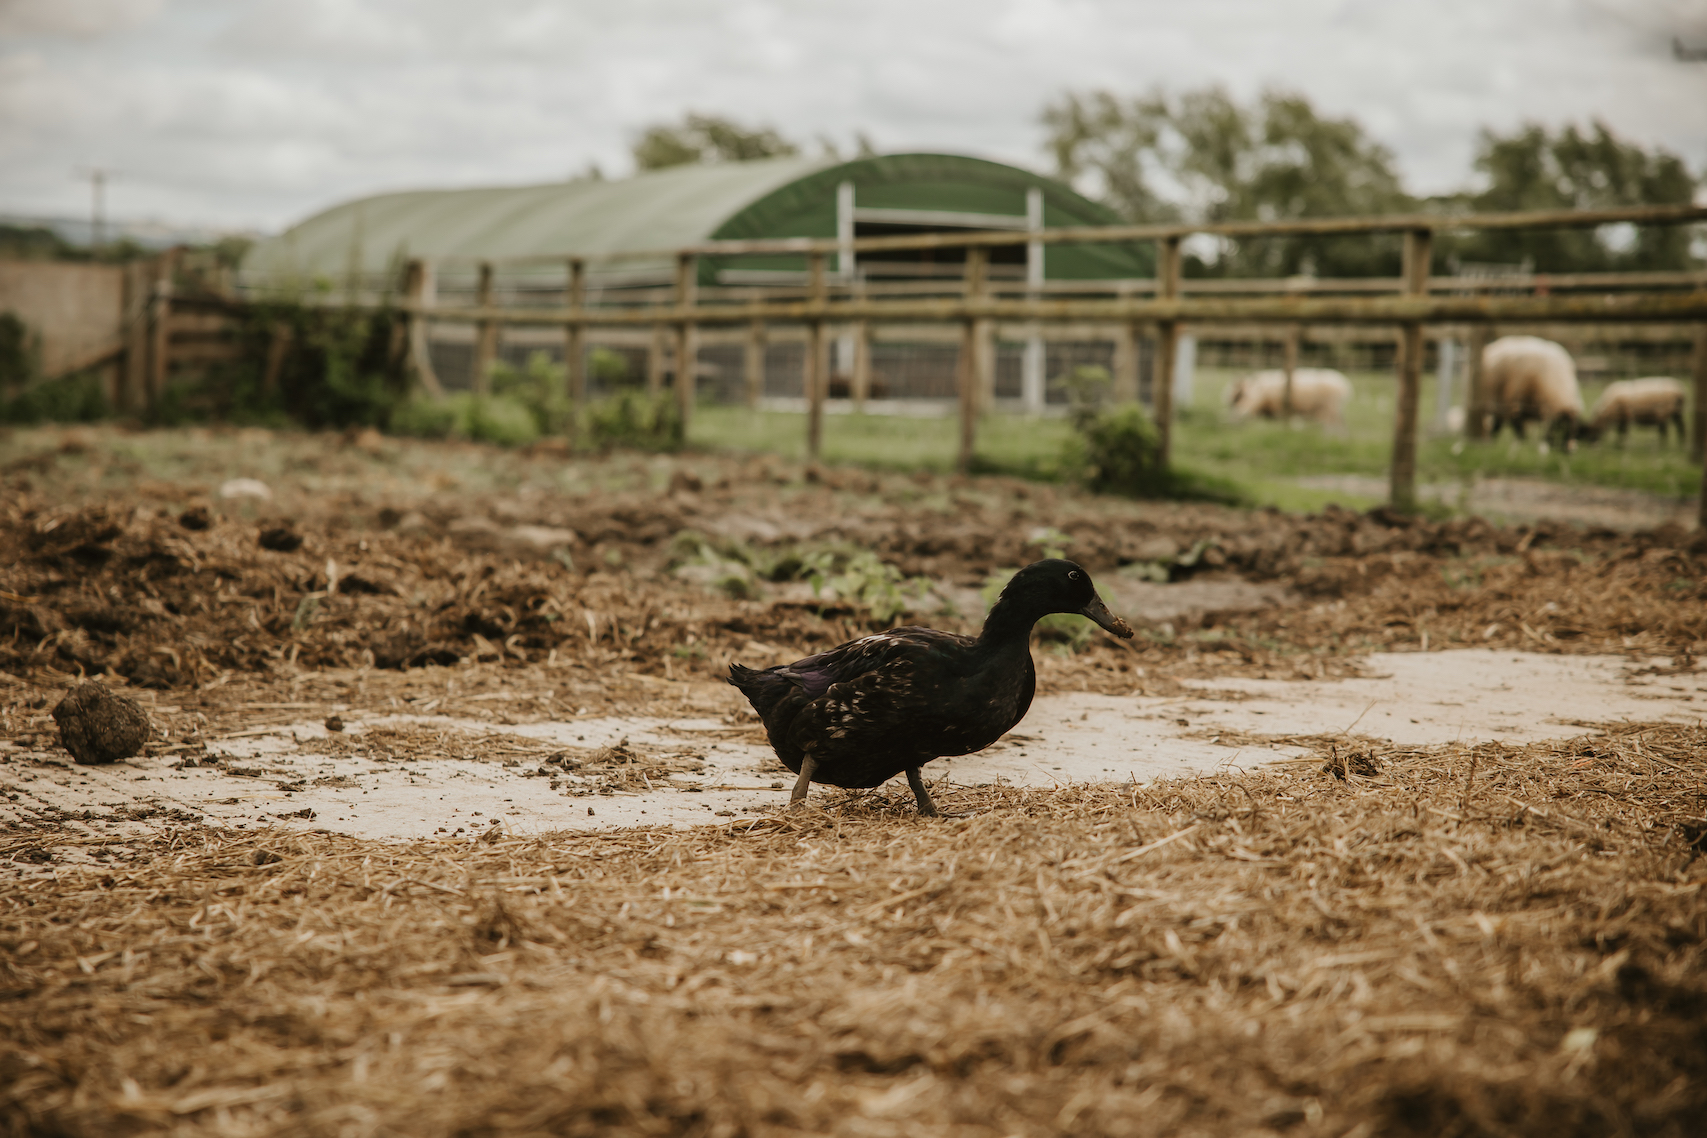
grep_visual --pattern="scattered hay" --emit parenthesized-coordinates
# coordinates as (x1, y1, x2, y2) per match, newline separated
(3, 723, 1703, 1136)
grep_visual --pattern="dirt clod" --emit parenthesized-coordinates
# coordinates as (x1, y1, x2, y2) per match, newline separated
(50, 681, 152, 765)
(177, 505, 211, 531)
(258, 525, 302, 552)
(324, 714, 345, 732)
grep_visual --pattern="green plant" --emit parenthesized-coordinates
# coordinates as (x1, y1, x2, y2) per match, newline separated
(809, 549, 928, 626)
(489, 351, 570, 435)
(388, 393, 540, 446)
(587, 390, 683, 452)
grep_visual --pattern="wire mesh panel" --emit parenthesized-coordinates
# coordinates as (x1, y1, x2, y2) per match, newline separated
(763, 342, 805, 398)
(870, 342, 960, 400)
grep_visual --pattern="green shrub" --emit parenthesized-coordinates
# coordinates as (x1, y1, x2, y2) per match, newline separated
(489, 351, 570, 435)
(389, 396, 459, 439)
(587, 390, 683, 452)
(463, 394, 541, 447)
(1, 370, 108, 424)
(390, 393, 540, 446)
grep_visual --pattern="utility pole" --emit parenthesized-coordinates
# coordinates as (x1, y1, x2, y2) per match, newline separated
(78, 168, 112, 249)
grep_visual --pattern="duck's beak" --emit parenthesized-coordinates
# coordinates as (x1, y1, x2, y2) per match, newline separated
(1079, 593, 1134, 639)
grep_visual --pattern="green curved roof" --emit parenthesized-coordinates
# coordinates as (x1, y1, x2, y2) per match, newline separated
(243, 153, 1150, 284)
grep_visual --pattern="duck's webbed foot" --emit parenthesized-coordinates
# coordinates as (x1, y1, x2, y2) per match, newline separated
(905, 766, 940, 818)
(787, 756, 818, 811)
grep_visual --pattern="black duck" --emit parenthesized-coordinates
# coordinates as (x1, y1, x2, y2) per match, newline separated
(727, 558, 1133, 815)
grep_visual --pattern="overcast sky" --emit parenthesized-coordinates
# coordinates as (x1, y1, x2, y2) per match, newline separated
(1, 0, 1704, 234)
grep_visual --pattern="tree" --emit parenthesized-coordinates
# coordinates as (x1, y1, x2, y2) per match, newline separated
(1444, 121, 1698, 272)
(1042, 86, 1414, 277)
(632, 113, 799, 171)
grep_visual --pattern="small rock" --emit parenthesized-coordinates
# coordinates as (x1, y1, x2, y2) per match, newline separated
(219, 478, 272, 500)
(51, 682, 152, 765)
(259, 526, 303, 552)
(178, 505, 212, 531)
(324, 715, 345, 733)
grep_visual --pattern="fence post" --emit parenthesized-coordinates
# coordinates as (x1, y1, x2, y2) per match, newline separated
(119, 260, 150, 415)
(1154, 236, 1181, 464)
(565, 258, 586, 440)
(1465, 325, 1491, 438)
(1696, 325, 1707, 528)
(1113, 320, 1139, 402)
(1389, 227, 1433, 512)
(647, 325, 666, 396)
(852, 319, 871, 411)
(403, 259, 443, 397)
(745, 319, 766, 410)
(1282, 324, 1300, 418)
(958, 246, 988, 473)
(675, 253, 698, 431)
(473, 261, 496, 396)
(1691, 323, 1707, 464)
(145, 249, 179, 413)
(806, 251, 827, 461)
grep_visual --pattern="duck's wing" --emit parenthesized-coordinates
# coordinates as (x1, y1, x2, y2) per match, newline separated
(777, 627, 975, 699)
(780, 629, 992, 779)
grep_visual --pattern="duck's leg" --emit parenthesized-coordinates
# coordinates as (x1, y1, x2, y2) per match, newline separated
(788, 755, 819, 808)
(904, 767, 939, 818)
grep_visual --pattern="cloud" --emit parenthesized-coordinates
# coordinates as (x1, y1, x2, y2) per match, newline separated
(0, 0, 164, 38)
(0, 0, 1701, 230)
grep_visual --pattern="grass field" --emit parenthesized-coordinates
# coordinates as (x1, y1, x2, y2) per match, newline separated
(689, 367, 1702, 512)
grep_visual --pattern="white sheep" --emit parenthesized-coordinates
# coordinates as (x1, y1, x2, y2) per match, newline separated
(1586, 377, 1688, 445)
(1225, 368, 1352, 426)
(1479, 335, 1584, 446)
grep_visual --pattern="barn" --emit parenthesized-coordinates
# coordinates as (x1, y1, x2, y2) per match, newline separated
(242, 153, 1153, 403)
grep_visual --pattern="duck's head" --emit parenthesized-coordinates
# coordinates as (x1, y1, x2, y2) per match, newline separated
(996, 559, 1134, 639)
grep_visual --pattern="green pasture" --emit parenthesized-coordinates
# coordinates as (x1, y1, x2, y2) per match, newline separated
(688, 367, 1702, 510)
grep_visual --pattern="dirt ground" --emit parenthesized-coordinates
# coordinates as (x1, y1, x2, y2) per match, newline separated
(3, 425, 1706, 1137)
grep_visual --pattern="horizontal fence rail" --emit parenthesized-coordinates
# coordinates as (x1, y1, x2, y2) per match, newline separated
(418, 202, 1707, 268)
(236, 201, 1707, 523)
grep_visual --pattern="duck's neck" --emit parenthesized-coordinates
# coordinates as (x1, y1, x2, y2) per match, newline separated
(977, 592, 1042, 651)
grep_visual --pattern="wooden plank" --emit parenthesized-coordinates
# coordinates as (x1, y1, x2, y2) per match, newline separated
(1112, 320, 1140, 403)
(805, 252, 827, 461)
(472, 262, 496, 396)
(675, 253, 698, 429)
(120, 260, 149, 414)
(406, 290, 1707, 329)
(419, 202, 1707, 269)
(959, 247, 988, 473)
(566, 257, 586, 440)
(647, 324, 666, 396)
(1465, 326, 1492, 439)
(851, 319, 871, 410)
(1389, 228, 1432, 512)
(1154, 236, 1182, 465)
(403, 260, 443, 397)
(1282, 324, 1300, 417)
(745, 320, 766, 409)
(1692, 324, 1707, 464)
(146, 250, 178, 411)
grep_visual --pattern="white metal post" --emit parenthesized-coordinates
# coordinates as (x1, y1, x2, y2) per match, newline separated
(1173, 334, 1196, 410)
(836, 181, 855, 280)
(1022, 187, 1045, 414)
(1435, 336, 1458, 431)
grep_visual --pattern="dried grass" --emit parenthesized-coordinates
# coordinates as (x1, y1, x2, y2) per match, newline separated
(5, 723, 1704, 1137)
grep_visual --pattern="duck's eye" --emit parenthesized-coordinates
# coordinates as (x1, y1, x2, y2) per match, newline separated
(1068, 570, 1082, 581)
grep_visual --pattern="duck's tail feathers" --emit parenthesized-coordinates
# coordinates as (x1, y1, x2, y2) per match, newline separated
(726, 661, 803, 721)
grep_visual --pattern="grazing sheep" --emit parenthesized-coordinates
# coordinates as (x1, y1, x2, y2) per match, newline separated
(1225, 368, 1352, 426)
(1586, 377, 1688, 444)
(1479, 336, 1584, 447)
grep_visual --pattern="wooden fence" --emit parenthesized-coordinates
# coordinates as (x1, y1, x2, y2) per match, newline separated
(375, 201, 1707, 519)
